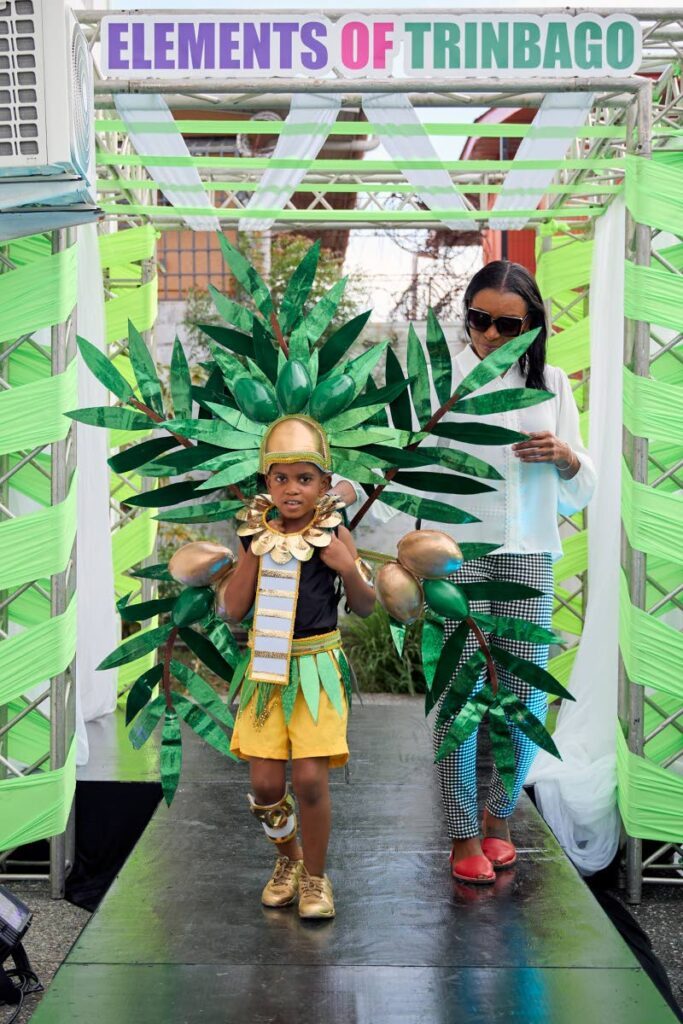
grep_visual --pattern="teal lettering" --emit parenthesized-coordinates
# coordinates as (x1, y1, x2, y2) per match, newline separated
(480, 22, 509, 69)
(434, 22, 460, 70)
(513, 22, 541, 69)
(464, 21, 478, 69)
(404, 22, 430, 70)
(606, 21, 634, 71)
(575, 22, 602, 70)
(543, 23, 571, 70)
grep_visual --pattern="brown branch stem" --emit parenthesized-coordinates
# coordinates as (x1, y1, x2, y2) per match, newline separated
(162, 626, 179, 711)
(466, 616, 499, 696)
(270, 311, 289, 357)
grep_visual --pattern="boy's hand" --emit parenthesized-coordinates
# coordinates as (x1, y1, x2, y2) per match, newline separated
(319, 535, 356, 575)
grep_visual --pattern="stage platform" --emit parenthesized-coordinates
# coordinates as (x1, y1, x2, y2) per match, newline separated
(35, 699, 678, 1023)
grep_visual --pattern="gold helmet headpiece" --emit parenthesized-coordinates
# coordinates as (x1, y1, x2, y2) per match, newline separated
(259, 415, 332, 475)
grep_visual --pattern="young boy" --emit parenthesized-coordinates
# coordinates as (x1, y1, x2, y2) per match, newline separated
(217, 415, 376, 919)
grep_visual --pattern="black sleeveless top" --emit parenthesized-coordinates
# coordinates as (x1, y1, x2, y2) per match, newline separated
(239, 531, 341, 639)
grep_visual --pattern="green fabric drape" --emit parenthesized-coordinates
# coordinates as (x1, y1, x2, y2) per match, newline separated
(0, 597, 77, 706)
(619, 573, 683, 702)
(617, 728, 683, 843)
(99, 225, 156, 267)
(536, 239, 594, 297)
(0, 358, 78, 457)
(623, 367, 683, 446)
(621, 461, 683, 565)
(625, 154, 683, 237)
(105, 276, 158, 345)
(547, 316, 590, 378)
(0, 739, 76, 851)
(0, 476, 77, 590)
(624, 261, 683, 333)
(554, 530, 588, 583)
(0, 245, 77, 344)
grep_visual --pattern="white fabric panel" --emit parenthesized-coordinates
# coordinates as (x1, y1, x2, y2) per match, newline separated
(489, 93, 595, 231)
(74, 223, 119, 764)
(527, 197, 625, 874)
(362, 94, 470, 230)
(239, 93, 342, 233)
(114, 94, 219, 232)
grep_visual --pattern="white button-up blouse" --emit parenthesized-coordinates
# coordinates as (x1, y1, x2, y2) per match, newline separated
(433, 345, 596, 560)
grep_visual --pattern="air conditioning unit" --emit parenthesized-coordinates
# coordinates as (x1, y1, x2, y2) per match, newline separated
(0, 0, 101, 240)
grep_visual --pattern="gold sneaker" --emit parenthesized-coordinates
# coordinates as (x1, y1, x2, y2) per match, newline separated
(298, 868, 335, 919)
(261, 856, 303, 908)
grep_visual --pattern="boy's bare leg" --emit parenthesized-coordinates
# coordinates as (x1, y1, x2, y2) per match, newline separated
(249, 756, 302, 861)
(291, 756, 331, 876)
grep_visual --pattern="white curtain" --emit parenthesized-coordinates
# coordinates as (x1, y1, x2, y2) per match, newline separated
(527, 197, 625, 874)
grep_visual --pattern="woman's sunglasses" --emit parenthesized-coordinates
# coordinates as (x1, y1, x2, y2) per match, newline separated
(466, 307, 529, 338)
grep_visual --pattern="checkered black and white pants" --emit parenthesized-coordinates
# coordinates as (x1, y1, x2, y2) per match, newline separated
(433, 552, 554, 840)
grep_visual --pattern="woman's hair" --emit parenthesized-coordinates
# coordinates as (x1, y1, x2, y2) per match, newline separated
(463, 260, 549, 391)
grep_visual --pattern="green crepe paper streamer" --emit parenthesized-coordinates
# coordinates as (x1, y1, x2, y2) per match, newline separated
(318, 309, 372, 376)
(436, 648, 487, 726)
(454, 388, 554, 417)
(197, 457, 260, 490)
(317, 652, 345, 717)
(435, 687, 491, 761)
(170, 337, 192, 418)
(204, 618, 241, 668)
(299, 655, 321, 723)
(77, 334, 134, 403)
(99, 224, 155, 267)
(490, 645, 574, 702)
(125, 480, 206, 508)
(253, 318, 278, 384)
(279, 240, 320, 334)
(421, 619, 443, 692)
(160, 709, 183, 805)
(389, 621, 406, 656)
(154, 500, 243, 524)
(459, 543, 503, 560)
(345, 340, 389, 400)
(205, 402, 266, 436)
(128, 321, 164, 415)
(282, 660, 300, 724)
(180, 626, 237, 679)
(198, 322, 252, 358)
(165, 418, 262, 449)
(394, 470, 495, 496)
(67, 406, 152, 431)
(426, 308, 452, 406)
(170, 658, 233, 726)
(455, 327, 541, 400)
(129, 693, 166, 749)
(118, 595, 176, 623)
(472, 614, 560, 646)
(300, 277, 348, 347)
(109, 436, 178, 474)
(498, 688, 560, 759)
(426, 620, 471, 716)
(334, 649, 353, 710)
(227, 650, 251, 704)
(173, 692, 236, 759)
(406, 324, 432, 428)
(385, 346, 412, 431)
(217, 234, 273, 316)
(487, 704, 517, 800)
(350, 376, 412, 411)
(129, 562, 172, 581)
(98, 623, 172, 670)
(208, 284, 255, 333)
(125, 663, 164, 726)
(458, 581, 543, 602)
(430, 422, 528, 446)
(378, 490, 479, 526)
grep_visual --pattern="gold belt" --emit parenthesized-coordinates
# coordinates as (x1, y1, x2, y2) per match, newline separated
(248, 629, 341, 660)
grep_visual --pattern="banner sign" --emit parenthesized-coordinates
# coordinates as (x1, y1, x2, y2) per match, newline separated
(101, 14, 641, 80)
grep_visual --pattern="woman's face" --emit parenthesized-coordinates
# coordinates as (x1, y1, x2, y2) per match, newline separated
(466, 287, 529, 360)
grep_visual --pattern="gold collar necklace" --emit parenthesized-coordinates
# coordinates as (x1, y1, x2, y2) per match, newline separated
(236, 493, 345, 565)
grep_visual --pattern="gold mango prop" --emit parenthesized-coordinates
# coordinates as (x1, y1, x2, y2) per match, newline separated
(397, 530, 463, 580)
(375, 562, 424, 625)
(168, 542, 235, 588)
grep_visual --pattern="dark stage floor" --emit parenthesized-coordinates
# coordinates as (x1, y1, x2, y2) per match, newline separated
(33, 700, 678, 1023)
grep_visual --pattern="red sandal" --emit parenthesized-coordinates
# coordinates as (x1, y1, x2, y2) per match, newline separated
(481, 837, 517, 869)
(449, 850, 495, 884)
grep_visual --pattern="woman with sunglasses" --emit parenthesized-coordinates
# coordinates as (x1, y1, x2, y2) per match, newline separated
(433, 259, 596, 884)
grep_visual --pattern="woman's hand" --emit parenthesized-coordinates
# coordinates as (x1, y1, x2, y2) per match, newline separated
(511, 432, 580, 478)
(319, 535, 356, 575)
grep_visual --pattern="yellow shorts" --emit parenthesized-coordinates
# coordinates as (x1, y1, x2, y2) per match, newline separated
(230, 686, 349, 768)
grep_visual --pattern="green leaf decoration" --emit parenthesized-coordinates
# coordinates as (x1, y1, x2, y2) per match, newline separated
(173, 692, 236, 759)
(435, 447, 502, 481)
(227, 650, 251, 704)
(109, 436, 179, 474)
(98, 623, 172, 670)
(329, 427, 399, 448)
(67, 406, 152, 431)
(454, 388, 554, 417)
(331, 454, 383, 486)
(165, 418, 262, 449)
(421, 619, 443, 692)
(426, 309, 452, 406)
(77, 335, 134, 404)
(307, 348, 319, 391)
(299, 654, 321, 723)
(385, 346, 412, 431)
(318, 309, 372, 376)
(459, 543, 502, 560)
(160, 709, 183, 805)
(334, 649, 353, 709)
(252, 317, 278, 384)
(323, 400, 392, 433)
(471, 615, 560, 647)
(423, 578, 470, 620)
(125, 480, 209, 509)
(426, 620, 470, 715)
(364, 444, 432, 469)
(118, 595, 176, 623)
(129, 562, 173, 582)
(179, 625, 237, 679)
(125, 663, 164, 726)
(378, 490, 479, 526)
(204, 402, 266, 436)
(317, 652, 345, 717)
(196, 456, 260, 490)
(154, 500, 243, 524)
(350, 376, 412, 412)
(170, 658, 233, 726)
(170, 337, 192, 419)
(197, 322, 252, 358)
(456, 327, 541, 400)
(211, 345, 249, 392)
(498, 688, 560, 758)
(171, 587, 215, 628)
(204, 617, 242, 668)
(208, 284, 255, 334)
(389, 621, 406, 656)
(430, 422, 528, 446)
(140, 443, 225, 478)
(394, 470, 495, 496)
(276, 359, 312, 414)
(129, 694, 166, 750)
(407, 324, 431, 428)
(490, 645, 574, 701)
(217, 233, 273, 316)
(281, 661, 300, 724)
(302, 277, 348, 346)
(358, 377, 389, 428)
(435, 685, 491, 761)
(240, 674, 257, 710)
(128, 321, 164, 415)
(436, 649, 488, 726)
(279, 239, 320, 334)
(457, 581, 543, 602)
(345, 340, 389, 400)
(488, 704, 516, 800)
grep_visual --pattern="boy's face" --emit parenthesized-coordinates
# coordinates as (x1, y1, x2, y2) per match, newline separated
(266, 462, 331, 522)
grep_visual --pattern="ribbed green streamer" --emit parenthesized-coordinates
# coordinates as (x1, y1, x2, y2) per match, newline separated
(112, 509, 157, 589)
(0, 358, 77, 457)
(0, 245, 77, 344)
(105, 276, 158, 345)
(99, 225, 157, 267)
(621, 461, 683, 564)
(619, 573, 683, 701)
(0, 597, 77, 706)
(0, 739, 76, 851)
(624, 261, 683, 333)
(0, 475, 77, 590)
(101, 204, 605, 223)
(547, 317, 590, 377)
(623, 367, 683, 446)
(536, 239, 594, 296)
(554, 530, 588, 583)
(625, 154, 683, 237)
(616, 728, 683, 843)
(6, 700, 50, 766)
(548, 646, 577, 687)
